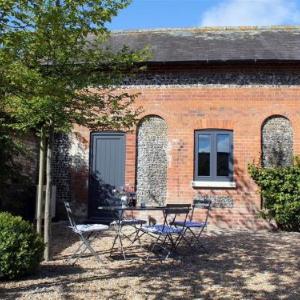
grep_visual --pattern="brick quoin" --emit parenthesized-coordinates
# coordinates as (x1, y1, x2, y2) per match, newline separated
(73, 86, 300, 230)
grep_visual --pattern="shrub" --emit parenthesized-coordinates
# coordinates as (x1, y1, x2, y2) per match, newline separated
(0, 212, 44, 279)
(248, 162, 300, 231)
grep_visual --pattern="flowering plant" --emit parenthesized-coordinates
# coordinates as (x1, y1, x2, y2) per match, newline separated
(112, 186, 137, 207)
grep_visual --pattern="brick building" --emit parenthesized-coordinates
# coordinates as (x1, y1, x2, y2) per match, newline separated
(53, 26, 300, 229)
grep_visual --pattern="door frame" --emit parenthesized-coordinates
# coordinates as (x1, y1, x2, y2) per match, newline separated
(88, 131, 126, 219)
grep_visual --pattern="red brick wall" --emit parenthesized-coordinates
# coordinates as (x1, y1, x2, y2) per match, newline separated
(120, 86, 300, 229)
(69, 61, 300, 229)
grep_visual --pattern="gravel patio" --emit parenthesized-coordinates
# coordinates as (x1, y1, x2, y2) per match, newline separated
(0, 223, 299, 300)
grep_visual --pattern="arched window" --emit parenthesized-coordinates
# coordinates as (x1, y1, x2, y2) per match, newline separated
(262, 116, 293, 167)
(136, 116, 167, 205)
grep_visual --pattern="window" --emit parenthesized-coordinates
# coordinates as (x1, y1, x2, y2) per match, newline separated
(195, 130, 233, 182)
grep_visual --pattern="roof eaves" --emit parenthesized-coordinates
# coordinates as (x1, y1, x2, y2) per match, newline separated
(145, 59, 300, 64)
(111, 25, 300, 35)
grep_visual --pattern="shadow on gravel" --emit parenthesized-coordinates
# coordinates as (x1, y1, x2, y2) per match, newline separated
(1, 227, 299, 299)
(102, 231, 300, 299)
(0, 264, 84, 300)
(51, 222, 114, 260)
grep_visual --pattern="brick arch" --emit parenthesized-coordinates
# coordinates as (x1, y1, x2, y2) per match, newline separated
(261, 115, 293, 167)
(136, 115, 168, 205)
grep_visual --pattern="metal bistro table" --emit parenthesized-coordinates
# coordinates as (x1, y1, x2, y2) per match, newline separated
(97, 205, 166, 259)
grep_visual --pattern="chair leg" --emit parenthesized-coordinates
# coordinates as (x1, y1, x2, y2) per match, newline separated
(110, 224, 127, 260)
(164, 233, 183, 259)
(146, 234, 163, 260)
(69, 232, 93, 263)
(149, 234, 178, 260)
(181, 234, 194, 250)
(121, 230, 135, 243)
(118, 230, 126, 260)
(129, 224, 144, 246)
(175, 227, 187, 247)
(164, 235, 173, 260)
(112, 223, 147, 259)
(72, 245, 89, 266)
(83, 235, 101, 262)
(173, 227, 203, 253)
(79, 234, 101, 263)
(195, 240, 208, 252)
(189, 227, 208, 253)
(173, 232, 185, 251)
(70, 233, 101, 265)
(170, 233, 180, 250)
(109, 234, 119, 257)
(68, 241, 85, 262)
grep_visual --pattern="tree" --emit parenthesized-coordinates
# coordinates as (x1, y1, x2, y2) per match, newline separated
(0, 112, 24, 202)
(0, 0, 146, 260)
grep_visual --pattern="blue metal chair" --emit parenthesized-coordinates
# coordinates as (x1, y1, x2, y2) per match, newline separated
(109, 211, 147, 260)
(64, 202, 109, 264)
(141, 204, 191, 260)
(171, 199, 212, 252)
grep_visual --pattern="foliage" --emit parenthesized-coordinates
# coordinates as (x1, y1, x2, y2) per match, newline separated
(0, 116, 21, 187)
(248, 160, 300, 231)
(0, 0, 148, 136)
(0, 0, 148, 260)
(0, 110, 35, 219)
(0, 111, 27, 197)
(0, 212, 44, 279)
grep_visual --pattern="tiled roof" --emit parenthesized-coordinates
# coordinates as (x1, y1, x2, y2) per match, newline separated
(106, 26, 300, 63)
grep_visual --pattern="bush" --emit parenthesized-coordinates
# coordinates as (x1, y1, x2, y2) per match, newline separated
(248, 162, 300, 231)
(0, 212, 44, 279)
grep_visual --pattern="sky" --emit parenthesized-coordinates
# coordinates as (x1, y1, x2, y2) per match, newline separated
(108, 0, 300, 30)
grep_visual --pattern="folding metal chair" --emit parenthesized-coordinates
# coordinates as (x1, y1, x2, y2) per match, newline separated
(172, 199, 211, 252)
(64, 202, 109, 264)
(109, 208, 147, 260)
(141, 204, 191, 260)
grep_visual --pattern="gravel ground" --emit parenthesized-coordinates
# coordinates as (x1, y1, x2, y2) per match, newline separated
(0, 223, 299, 300)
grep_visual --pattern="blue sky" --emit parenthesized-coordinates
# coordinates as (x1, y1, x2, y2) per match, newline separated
(108, 0, 300, 30)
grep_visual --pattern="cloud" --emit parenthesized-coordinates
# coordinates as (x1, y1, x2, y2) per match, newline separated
(200, 0, 300, 27)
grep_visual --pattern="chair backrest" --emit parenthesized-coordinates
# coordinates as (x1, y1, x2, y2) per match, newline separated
(193, 199, 212, 209)
(191, 198, 212, 222)
(164, 204, 191, 227)
(64, 201, 77, 228)
(165, 203, 191, 215)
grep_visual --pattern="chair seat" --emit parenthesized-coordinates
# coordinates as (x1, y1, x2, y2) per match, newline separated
(141, 224, 183, 235)
(110, 218, 147, 226)
(172, 221, 207, 228)
(74, 224, 109, 233)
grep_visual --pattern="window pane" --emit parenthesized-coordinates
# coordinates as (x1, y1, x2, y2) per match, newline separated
(217, 134, 230, 176)
(198, 134, 210, 176)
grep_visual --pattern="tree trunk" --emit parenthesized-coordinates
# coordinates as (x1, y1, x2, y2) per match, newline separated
(37, 128, 46, 234)
(44, 127, 54, 261)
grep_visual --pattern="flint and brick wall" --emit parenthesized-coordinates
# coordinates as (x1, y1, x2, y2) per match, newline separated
(124, 85, 300, 229)
(136, 116, 168, 206)
(54, 64, 300, 229)
(262, 116, 293, 167)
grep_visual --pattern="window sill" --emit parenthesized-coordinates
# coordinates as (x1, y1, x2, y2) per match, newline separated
(192, 181, 236, 188)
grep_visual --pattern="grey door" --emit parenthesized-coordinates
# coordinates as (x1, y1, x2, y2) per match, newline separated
(88, 132, 125, 222)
